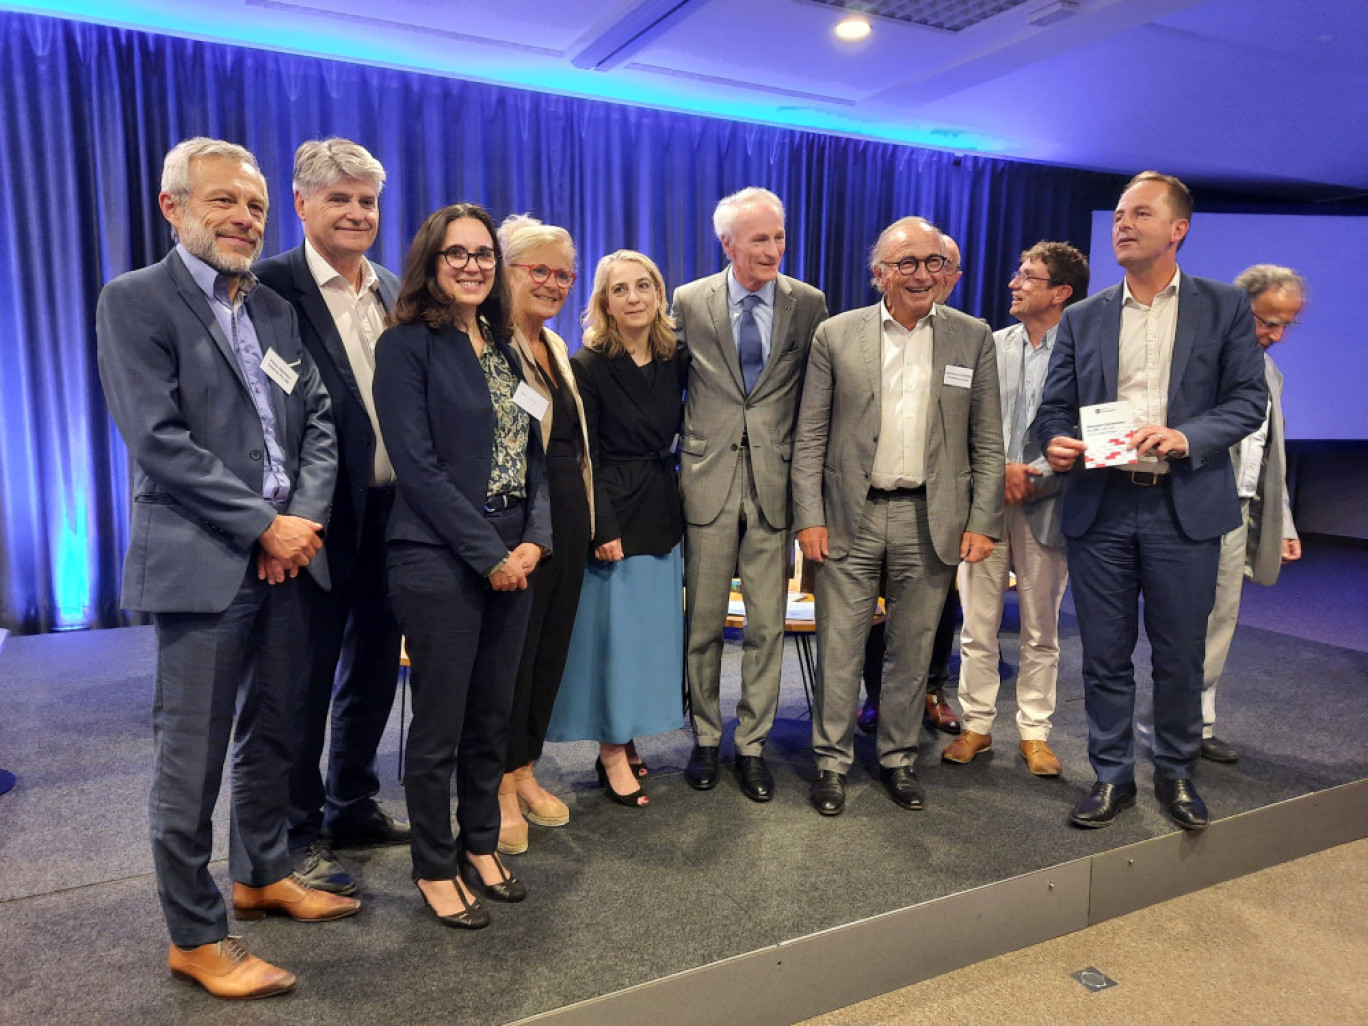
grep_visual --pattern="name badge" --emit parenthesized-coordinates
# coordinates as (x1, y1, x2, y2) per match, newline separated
(513, 381, 550, 421)
(260, 348, 299, 394)
(943, 364, 973, 389)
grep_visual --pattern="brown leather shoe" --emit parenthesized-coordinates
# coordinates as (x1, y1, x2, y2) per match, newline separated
(924, 692, 962, 734)
(1020, 740, 1061, 776)
(941, 730, 992, 764)
(232, 873, 361, 922)
(168, 936, 295, 1000)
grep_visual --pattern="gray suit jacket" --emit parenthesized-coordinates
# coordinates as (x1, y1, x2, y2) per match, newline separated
(1243, 353, 1297, 586)
(994, 323, 1065, 548)
(97, 249, 337, 614)
(674, 270, 828, 528)
(792, 302, 1005, 565)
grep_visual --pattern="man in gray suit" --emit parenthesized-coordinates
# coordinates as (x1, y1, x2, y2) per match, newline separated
(945, 241, 1089, 776)
(674, 187, 828, 802)
(97, 138, 357, 1001)
(793, 216, 1004, 816)
(1137, 264, 1305, 764)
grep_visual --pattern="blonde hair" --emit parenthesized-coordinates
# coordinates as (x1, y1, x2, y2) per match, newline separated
(498, 213, 576, 267)
(581, 250, 676, 360)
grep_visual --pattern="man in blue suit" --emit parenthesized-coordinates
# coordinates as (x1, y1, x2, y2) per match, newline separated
(98, 138, 357, 1000)
(1033, 172, 1266, 831)
(255, 139, 408, 898)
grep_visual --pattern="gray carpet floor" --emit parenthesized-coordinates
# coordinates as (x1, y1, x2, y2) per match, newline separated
(0, 537, 1364, 1024)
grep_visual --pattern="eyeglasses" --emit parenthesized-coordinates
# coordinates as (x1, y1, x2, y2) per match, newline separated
(1010, 270, 1053, 286)
(511, 263, 577, 288)
(441, 245, 497, 270)
(1253, 312, 1299, 331)
(883, 254, 948, 276)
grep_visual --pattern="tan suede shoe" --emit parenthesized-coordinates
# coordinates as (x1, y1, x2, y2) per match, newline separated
(498, 772, 529, 855)
(1020, 740, 1061, 777)
(232, 873, 361, 921)
(941, 730, 993, 764)
(168, 936, 295, 1000)
(514, 764, 570, 827)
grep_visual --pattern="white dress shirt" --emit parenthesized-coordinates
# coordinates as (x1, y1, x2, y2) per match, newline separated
(870, 302, 935, 490)
(1117, 267, 1181, 473)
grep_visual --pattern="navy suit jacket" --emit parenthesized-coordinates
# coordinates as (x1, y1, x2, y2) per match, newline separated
(373, 321, 552, 577)
(1033, 272, 1267, 542)
(254, 244, 399, 586)
(97, 249, 337, 613)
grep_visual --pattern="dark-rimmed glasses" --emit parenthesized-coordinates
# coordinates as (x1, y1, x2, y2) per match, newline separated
(511, 263, 577, 288)
(1010, 270, 1053, 286)
(441, 245, 497, 270)
(883, 254, 948, 276)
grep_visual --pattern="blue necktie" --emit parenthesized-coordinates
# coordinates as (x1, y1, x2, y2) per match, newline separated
(737, 292, 764, 394)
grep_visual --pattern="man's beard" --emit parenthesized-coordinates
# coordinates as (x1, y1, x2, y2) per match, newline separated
(179, 218, 261, 276)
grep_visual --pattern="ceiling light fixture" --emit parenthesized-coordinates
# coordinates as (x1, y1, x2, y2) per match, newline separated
(833, 15, 872, 42)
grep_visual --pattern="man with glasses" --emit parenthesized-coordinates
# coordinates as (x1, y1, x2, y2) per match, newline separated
(1034, 172, 1266, 831)
(1136, 264, 1305, 765)
(794, 216, 1003, 815)
(673, 187, 828, 803)
(945, 241, 1089, 776)
(255, 139, 409, 899)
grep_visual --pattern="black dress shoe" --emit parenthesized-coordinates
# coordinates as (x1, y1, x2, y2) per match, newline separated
(880, 766, 925, 810)
(737, 755, 774, 802)
(685, 745, 720, 791)
(810, 771, 846, 816)
(857, 699, 879, 734)
(329, 807, 411, 848)
(1068, 780, 1137, 828)
(1200, 737, 1239, 763)
(461, 852, 527, 903)
(1155, 776, 1209, 831)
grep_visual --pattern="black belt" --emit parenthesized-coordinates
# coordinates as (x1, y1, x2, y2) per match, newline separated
(869, 485, 926, 498)
(483, 493, 524, 512)
(1118, 470, 1169, 487)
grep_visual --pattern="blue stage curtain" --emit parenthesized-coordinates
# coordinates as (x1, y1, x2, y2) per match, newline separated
(0, 11, 1124, 633)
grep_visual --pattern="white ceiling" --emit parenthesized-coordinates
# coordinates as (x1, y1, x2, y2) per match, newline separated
(7, 0, 1365, 200)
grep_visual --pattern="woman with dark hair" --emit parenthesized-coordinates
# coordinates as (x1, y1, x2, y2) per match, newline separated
(374, 203, 551, 928)
(545, 250, 688, 807)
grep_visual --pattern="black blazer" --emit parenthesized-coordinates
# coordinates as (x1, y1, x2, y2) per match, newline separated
(373, 321, 552, 577)
(254, 244, 400, 585)
(571, 346, 687, 556)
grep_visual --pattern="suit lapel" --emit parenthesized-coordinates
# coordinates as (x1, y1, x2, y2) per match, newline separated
(704, 275, 746, 394)
(291, 245, 366, 411)
(252, 295, 292, 437)
(859, 304, 883, 418)
(607, 351, 655, 424)
(927, 310, 952, 443)
(1168, 274, 1199, 405)
(753, 275, 794, 394)
(166, 250, 249, 392)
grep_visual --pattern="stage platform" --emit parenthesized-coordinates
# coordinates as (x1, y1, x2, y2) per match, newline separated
(1, 551, 1365, 1025)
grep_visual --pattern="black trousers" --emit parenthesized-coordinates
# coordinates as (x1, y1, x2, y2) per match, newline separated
(289, 486, 402, 847)
(506, 452, 591, 769)
(388, 510, 533, 879)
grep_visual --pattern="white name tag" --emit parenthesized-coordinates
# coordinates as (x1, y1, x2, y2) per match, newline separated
(513, 381, 549, 421)
(260, 348, 299, 394)
(943, 364, 973, 389)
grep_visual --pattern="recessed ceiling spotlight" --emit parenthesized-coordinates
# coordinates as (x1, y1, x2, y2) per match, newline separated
(834, 15, 872, 42)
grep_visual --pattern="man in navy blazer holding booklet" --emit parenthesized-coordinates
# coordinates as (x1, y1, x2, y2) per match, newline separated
(1033, 171, 1265, 833)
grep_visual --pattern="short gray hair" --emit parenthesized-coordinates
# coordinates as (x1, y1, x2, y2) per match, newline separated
(497, 213, 576, 268)
(1234, 264, 1307, 301)
(160, 137, 260, 201)
(713, 187, 784, 242)
(292, 138, 386, 196)
(868, 216, 942, 291)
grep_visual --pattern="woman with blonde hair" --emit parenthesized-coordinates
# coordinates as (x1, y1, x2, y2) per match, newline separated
(495, 214, 594, 854)
(545, 250, 688, 806)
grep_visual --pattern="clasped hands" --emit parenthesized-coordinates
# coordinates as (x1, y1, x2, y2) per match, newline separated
(256, 513, 324, 585)
(489, 543, 544, 591)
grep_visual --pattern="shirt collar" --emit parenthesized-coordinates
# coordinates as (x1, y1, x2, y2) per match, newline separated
(726, 266, 776, 309)
(304, 237, 378, 294)
(177, 243, 255, 303)
(1121, 266, 1182, 307)
(880, 298, 937, 333)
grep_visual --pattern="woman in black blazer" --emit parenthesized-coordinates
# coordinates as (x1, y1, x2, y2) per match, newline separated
(545, 250, 688, 806)
(373, 203, 552, 929)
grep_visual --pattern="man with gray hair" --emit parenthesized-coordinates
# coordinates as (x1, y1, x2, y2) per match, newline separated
(98, 137, 356, 1000)
(793, 216, 1003, 815)
(1136, 264, 1305, 764)
(673, 186, 828, 802)
(255, 138, 408, 896)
